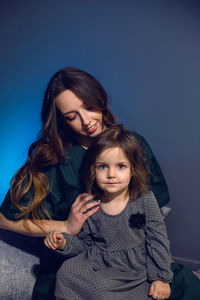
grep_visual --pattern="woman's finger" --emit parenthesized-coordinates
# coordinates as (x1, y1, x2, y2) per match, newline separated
(72, 193, 90, 208)
(83, 205, 100, 219)
(80, 199, 101, 215)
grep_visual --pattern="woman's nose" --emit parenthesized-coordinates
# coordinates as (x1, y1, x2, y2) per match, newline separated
(81, 110, 91, 126)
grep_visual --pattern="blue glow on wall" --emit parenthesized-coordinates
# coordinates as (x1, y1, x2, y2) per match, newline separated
(0, 0, 200, 261)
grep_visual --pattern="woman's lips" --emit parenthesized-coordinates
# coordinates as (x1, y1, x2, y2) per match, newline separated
(86, 123, 97, 134)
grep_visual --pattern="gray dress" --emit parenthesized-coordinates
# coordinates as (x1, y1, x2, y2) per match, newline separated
(55, 191, 173, 300)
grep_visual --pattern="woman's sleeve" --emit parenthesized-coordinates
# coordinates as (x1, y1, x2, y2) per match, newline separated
(145, 191, 173, 283)
(133, 133, 170, 208)
(0, 190, 30, 220)
(0, 165, 77, 221)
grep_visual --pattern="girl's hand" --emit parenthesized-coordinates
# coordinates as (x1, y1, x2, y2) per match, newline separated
(65, 193, 100, 236)
(44, 231, 66, 250)
(149, 280, 171, 299)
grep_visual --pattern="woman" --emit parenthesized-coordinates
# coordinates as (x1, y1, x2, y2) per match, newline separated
(0, 66, 171, 299)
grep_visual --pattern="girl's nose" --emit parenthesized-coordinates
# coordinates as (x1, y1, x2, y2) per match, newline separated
(107, 168, 116, 178)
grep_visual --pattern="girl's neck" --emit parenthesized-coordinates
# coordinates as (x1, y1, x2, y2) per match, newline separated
(100, 191, 129, 215)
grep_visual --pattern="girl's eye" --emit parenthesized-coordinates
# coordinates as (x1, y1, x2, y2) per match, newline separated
(97, 164, 107, 170)
(118, 164, 126, 169)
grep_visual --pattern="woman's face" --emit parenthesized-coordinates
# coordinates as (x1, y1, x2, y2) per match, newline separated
(56, 90, 103, 147)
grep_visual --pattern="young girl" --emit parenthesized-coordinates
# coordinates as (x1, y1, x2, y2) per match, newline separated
(44, 126, 173, 300)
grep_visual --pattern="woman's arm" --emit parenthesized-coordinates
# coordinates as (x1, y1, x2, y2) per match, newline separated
(0, 193, 100, 237)
(0, 213, 66, 237)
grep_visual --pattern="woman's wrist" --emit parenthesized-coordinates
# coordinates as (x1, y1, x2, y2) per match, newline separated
(64, 219, 78, 236)
(63, 219, 73, 235)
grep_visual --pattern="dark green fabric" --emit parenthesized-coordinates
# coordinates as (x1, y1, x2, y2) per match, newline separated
(32, 273, 56, 300)
(170, 263, 200, 300)
(133, 133, 170, 208)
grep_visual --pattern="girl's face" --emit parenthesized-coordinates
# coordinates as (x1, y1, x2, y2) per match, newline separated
(95, 147, 132, 198)
(56, 90, 103, 147)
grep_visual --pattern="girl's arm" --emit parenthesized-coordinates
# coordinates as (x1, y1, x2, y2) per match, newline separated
(0, 194, 100, 237)
(44, 230, 90, 258)
(145, 191, 173, 283)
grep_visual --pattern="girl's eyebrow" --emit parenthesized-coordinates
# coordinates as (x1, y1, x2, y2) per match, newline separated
(96, 160, 129, 164)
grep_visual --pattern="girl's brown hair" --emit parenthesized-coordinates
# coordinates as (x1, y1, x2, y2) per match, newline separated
(10, 67, 115, 220)
(81, 125, 149, 201)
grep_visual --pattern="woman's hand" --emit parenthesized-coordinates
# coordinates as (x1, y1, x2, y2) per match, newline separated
(44, 230, 66, 250)
(65, 193, 100, 235)
(149, 280, 171, 299)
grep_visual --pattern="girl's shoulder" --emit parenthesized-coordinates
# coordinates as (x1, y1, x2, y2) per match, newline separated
(133, 190, 155, 203)
(130, 191, 158, 212)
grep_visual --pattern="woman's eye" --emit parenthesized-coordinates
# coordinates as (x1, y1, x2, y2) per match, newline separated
(118, 164, 125, 169)
(65, 115, 76, 122)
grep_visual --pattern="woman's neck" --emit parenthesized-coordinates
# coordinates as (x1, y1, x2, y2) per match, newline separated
(75, 135, 91, 149)
(75, 125, 107, 149)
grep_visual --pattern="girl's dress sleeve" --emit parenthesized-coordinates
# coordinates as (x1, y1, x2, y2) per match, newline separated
(145, 191, 173, 283)
(56, 223, 92, 258)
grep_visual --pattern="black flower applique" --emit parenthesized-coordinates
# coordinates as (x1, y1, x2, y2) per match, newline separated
(129, 213, 146, 229)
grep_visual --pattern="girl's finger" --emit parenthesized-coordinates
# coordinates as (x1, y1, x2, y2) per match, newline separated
(49, 232, 55, 245)
(52, 232, 59, 243)
(44, 238, 49, 248)
(149, 284, 154, 296)
(44, 237, 53, 250)
(55, 232, 62, 242)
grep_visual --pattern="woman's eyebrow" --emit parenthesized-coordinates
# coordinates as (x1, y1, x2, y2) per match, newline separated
(63, 104, 84, 116)
(63, 111, 76, 116)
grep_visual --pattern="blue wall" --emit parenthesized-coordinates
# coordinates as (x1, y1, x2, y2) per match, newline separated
(1, 0, 200, 262)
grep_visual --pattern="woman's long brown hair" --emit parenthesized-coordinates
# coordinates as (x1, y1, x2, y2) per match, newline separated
(10, 67, 115, 221)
